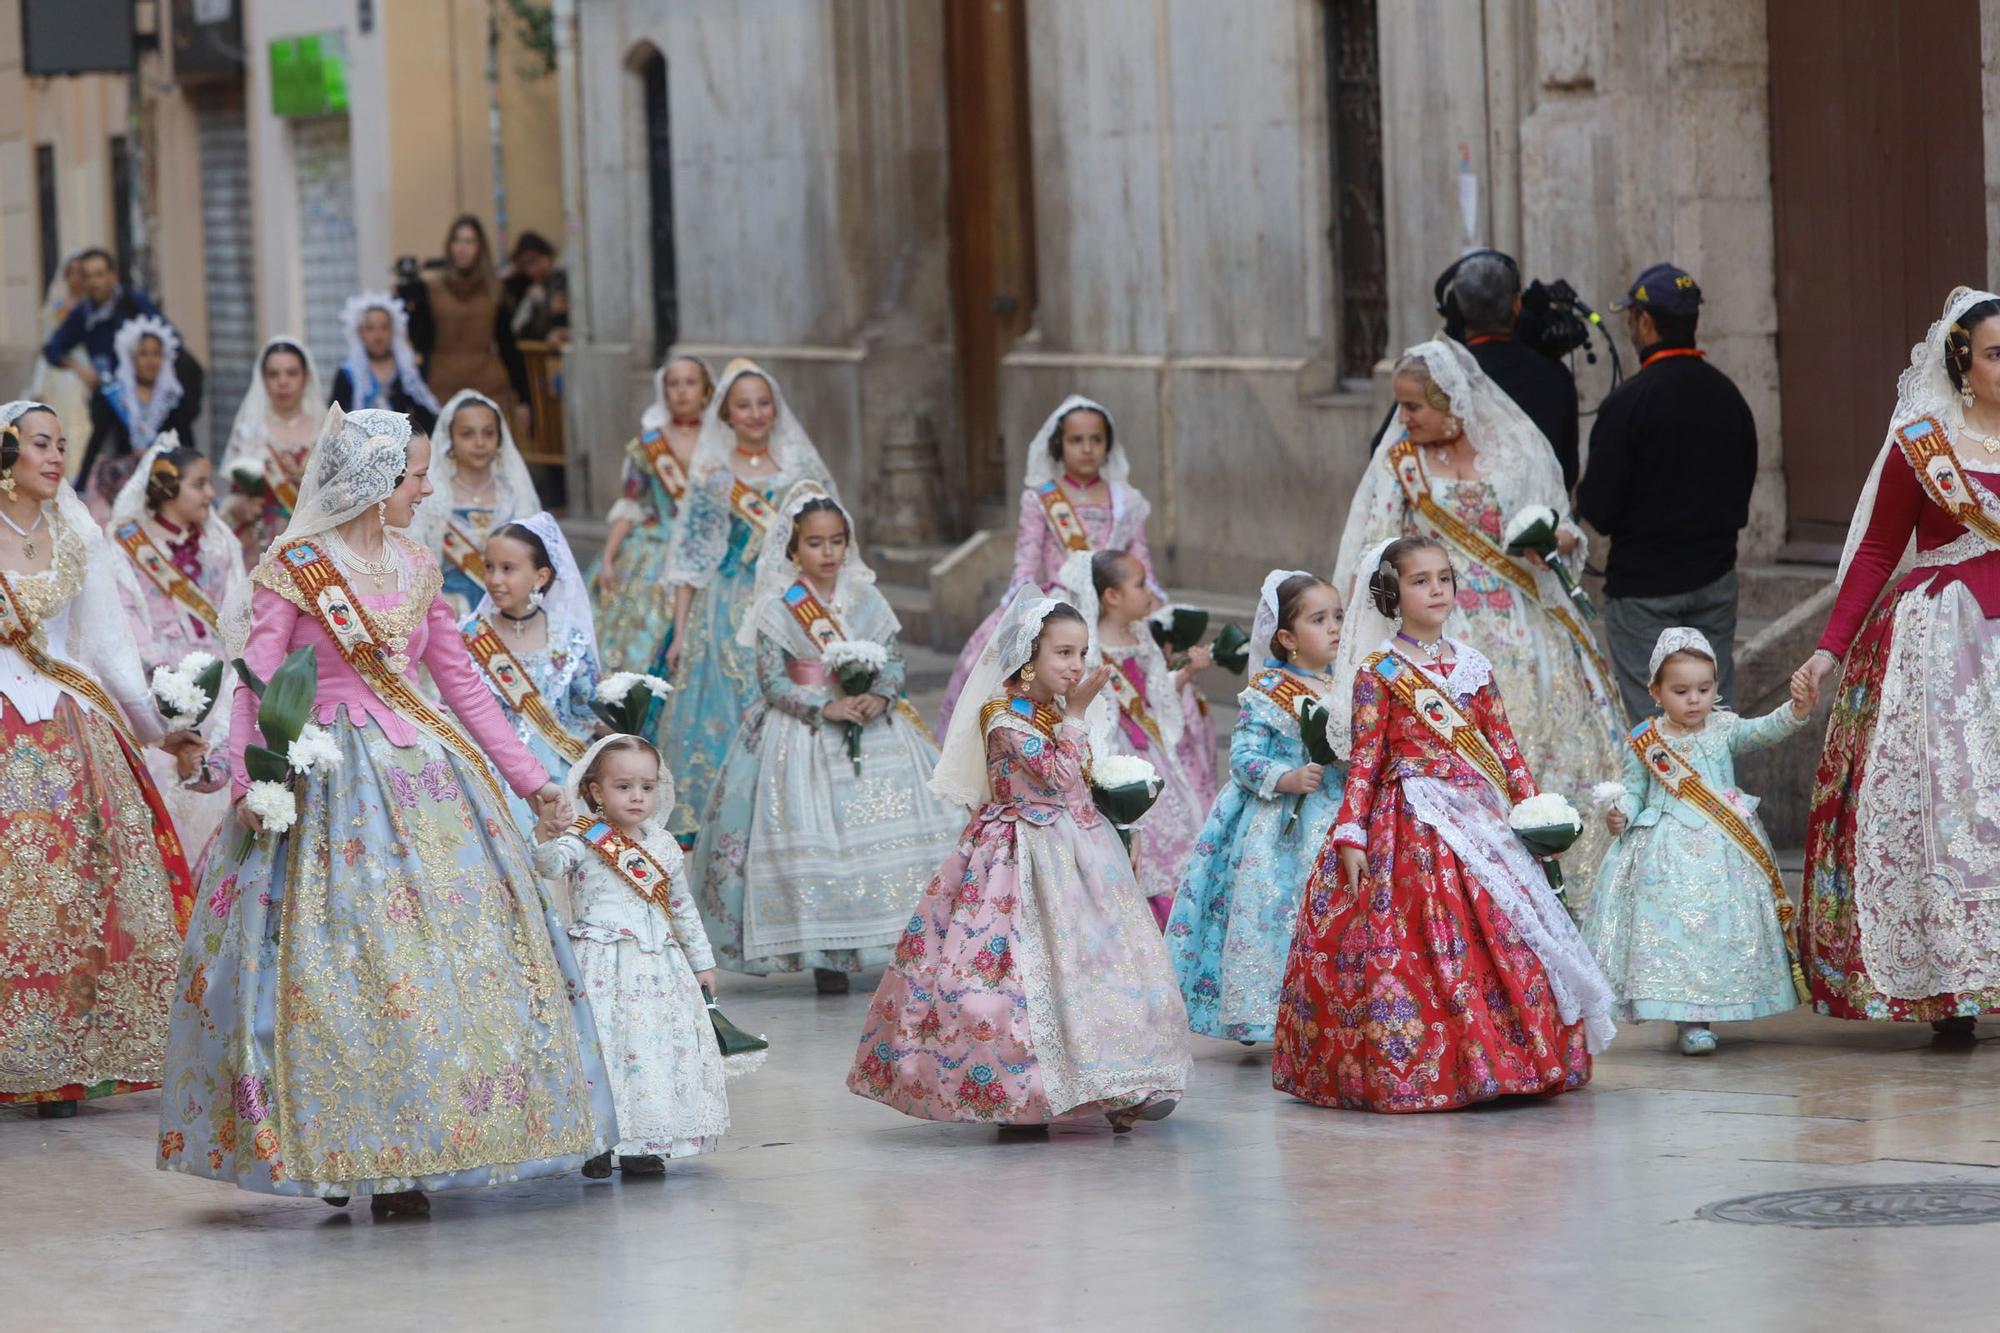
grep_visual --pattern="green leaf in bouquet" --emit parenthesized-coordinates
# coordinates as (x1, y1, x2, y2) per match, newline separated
(1298, 698, 1338, 766)
(188, 658, 227, 727)
(232, 657, 267, 700)
(1149, 606, 1210, 654)
(703, 985, 769, 1058)
(256, 646, 320, 755)
(1211, 622, 1250, 674)
(242, 743, 293, 786)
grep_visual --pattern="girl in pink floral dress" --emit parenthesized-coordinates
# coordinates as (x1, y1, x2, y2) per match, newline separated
(848, 596, 1191, 1131)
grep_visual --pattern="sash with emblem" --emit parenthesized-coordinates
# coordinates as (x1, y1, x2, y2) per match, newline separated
(462, 619, 589, 763)
(113, 519, 220, 635)
(439, 514, 492, 586)
(782, 581, 845, 650)
(729, 479, 777, 535)
(1627, 719, 1811, 1002)
(1101, 657, 1165, 749)
(273, 539, 505, 801)
(266, 444, 304, 514)
(1032, 480, 1093, 553)
(570, 815, 680, 918)
(1366, 649, 1510, 797)
(1893, 415, 2000, 550)
(1249, 666, 1317, 721)
(0, 564, 140, 747)
(636, 428, 690, 505)
(1385, 435, 1609, 676)
(980, 692, 1066, 746)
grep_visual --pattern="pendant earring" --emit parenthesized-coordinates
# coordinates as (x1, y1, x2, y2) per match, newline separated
(1020, 664, 1037, 685)
(529, 586, 546, 612)
(0, 470, 14, 495)
(1443, 415, 1463, 438)
(377, 499, 390, 531)
(1963, 384, 1978, 409)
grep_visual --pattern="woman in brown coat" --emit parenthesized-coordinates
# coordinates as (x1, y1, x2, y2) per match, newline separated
(400, 215, 530, 426)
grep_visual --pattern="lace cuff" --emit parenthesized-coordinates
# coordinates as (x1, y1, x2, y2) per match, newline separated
(606, 498, 645, 527)
(1332, 821, 1367, 850)
(1257, 761, 1285, 801)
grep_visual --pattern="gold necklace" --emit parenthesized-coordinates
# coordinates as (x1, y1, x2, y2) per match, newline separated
(0, 505, 46, 561)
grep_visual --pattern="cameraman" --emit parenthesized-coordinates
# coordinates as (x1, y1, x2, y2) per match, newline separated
(1442, 251, 1581, 489)
(1577, 263, 1757, 722)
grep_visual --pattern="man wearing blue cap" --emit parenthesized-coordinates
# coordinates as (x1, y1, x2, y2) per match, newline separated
(1577, 263, 1759, 721)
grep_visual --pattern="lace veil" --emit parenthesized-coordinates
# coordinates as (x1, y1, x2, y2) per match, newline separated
(738, 481, 888, 648)
(110, 314, 185, 450)
(1648, 626, 1716, 681)
(1327, 537, 1399, 762)
(1248, 567, 1318, 667)
(471, 509, 596, 646)
(339, 291, 441, 415)
(930, 593, 1068, 809)
(224, 335, 327, 470)
(413, 388, 541, 553)
(1838, 286, 2000, 583)
(109, 429, 242, 570)
(567, 732, 678, 847)
(641, 353, 716, 432)
(1020, 394, 1127, 490)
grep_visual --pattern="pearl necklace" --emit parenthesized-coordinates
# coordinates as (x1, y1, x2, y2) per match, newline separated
(328, 529, 399, 586)
(1396, 629, 1447, 663)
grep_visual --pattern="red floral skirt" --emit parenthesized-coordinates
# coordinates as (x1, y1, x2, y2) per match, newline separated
(1801, 592, 2000, 1022)
(0, 696, 194, 1104)
(1272, 791, 1590, 1113)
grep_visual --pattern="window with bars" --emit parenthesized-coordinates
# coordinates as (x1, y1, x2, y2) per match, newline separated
(1326, 0, 1386, 384)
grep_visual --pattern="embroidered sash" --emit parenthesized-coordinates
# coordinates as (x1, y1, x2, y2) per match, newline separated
(439, 517, 491, 586)
(782, 581, 845, 650)
(636, 428, 690, 504)
(274, 540, 504, 802)
(1367, 650, 1509, 797)
(1386, 435, 1608, 675)
(1894, 415, 2000, 550)
(729, 479, 777, 534)
(1102, 657, 1164, 750)
(1249, 667, 1317, 720)
(0, 565, 138, 747)
(463, 619, 588, 763)
(980, 693, 1066, 745)
(113, 520, 219, 634)
(570, 815, 679, 918)
(1032, 480, 1093, 553)
(1628, 720, 1810, 1002)
(266, 444, 304, 514)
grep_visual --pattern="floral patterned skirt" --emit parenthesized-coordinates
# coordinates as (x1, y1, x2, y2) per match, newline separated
(587, 523, 677, 676)
(661, 569, 759, 842)
(1272, 790, 1591, 1113)
(157, 710, 616, 1196)
(848, 809, 1191, 1124)
(0, 695, 194, 1104)
(1802, 582, 2000, 1022)
(570, 930, 728, 1158)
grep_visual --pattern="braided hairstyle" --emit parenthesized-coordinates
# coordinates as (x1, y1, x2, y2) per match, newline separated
(143, 445, 210, 514)
(1367, 536, 1452, 617)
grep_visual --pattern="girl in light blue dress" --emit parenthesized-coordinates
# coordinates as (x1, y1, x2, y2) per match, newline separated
(1167, 570, 1347, 1043)
(1582, 627, 1810, 1055)
(660, 359, 833, 842)
(459, 511, 603, 844)
(415, 388, 541, 618)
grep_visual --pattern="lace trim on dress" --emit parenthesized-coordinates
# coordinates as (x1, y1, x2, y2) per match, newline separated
(252, 532, 442, 643)
(12, 505, 87, 628)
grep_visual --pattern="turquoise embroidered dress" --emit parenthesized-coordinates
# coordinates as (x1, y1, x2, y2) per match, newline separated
(587, 438, 685, 673)
(1582, 706, 1806, 1023)
(1166, 664, 1345, 1041)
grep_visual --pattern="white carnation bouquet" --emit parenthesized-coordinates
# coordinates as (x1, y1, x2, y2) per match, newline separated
(1503, 504, 1595, 618)
(1091, 753, 1162, 854)
(149, 650, 224, 728)
(821, 638, 891, 774)
(591, 671, 673, 735)
(232, 646, 342, 851)
(227, 458, 267, 496)
(1508, 792, 1583, 895)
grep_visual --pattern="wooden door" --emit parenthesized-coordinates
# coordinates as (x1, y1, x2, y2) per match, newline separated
(1768, 0, 1985, 552)
(944, 0, 1036, 531)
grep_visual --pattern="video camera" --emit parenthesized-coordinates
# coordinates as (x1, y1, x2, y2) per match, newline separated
(1436, 251, 1623, 386)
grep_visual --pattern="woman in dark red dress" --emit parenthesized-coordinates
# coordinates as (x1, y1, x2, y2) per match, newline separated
(1272, 537, 1615, 1113)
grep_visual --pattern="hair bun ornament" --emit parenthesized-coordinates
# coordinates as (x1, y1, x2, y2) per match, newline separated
(720, 356, 759, 382)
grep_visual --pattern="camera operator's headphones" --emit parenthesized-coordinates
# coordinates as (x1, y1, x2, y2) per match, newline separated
(1434, 248, 1520, 335)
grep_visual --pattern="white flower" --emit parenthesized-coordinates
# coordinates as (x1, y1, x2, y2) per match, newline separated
(149, 665, 209, 720)
(1589, 781, 1629, 809)
(1509, 792, 1582, 834)
(1093, 754, 1159, 789)
(228, 459, 266, 484)
(597, 672, 674, 705)
(243, 779, 299, 835)
(822, 638, 888, 672)
(176, 650, 219, 676)
(1502, 504, 1560, 548)
(286, 724, 343, 776)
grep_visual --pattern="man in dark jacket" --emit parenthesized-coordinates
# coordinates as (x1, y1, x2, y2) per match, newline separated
(41, 249, 162, 391)
(1442, 250, 1582, 489)
(1577, 263, 1759, 721)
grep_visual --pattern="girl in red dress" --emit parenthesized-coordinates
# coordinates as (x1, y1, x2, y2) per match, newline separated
(1272, 536, 1615, 1113)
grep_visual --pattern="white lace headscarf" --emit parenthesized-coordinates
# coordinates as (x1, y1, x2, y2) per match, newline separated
(108, 428, 237, 552)
(219, 405, 417, 657)
(1838, 286, 2000, 583)
(110, 315, 184, 452)
(641, 352, 716, 432)
(1326, 537, 1402, 762)
(930, 593, 1073, 809)
(737, 481, 885, 647)
(1020, 394, 1127, 491)
(1, 400, 89, 535)
(1648, 626, 1716, 682)
(1248, 568, 1319, 668)
(339, 291, 441, 414)
(472, 508, 596, 645)
(225, 335, 326, 466)
(567, 732, 678, 846)
(1334, 338, 1575, 589)
(414, 388, 540, 552)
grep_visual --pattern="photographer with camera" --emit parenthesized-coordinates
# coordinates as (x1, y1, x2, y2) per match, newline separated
(1577, 264, 1758, 722)
(1438, 250, 1582, 489)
